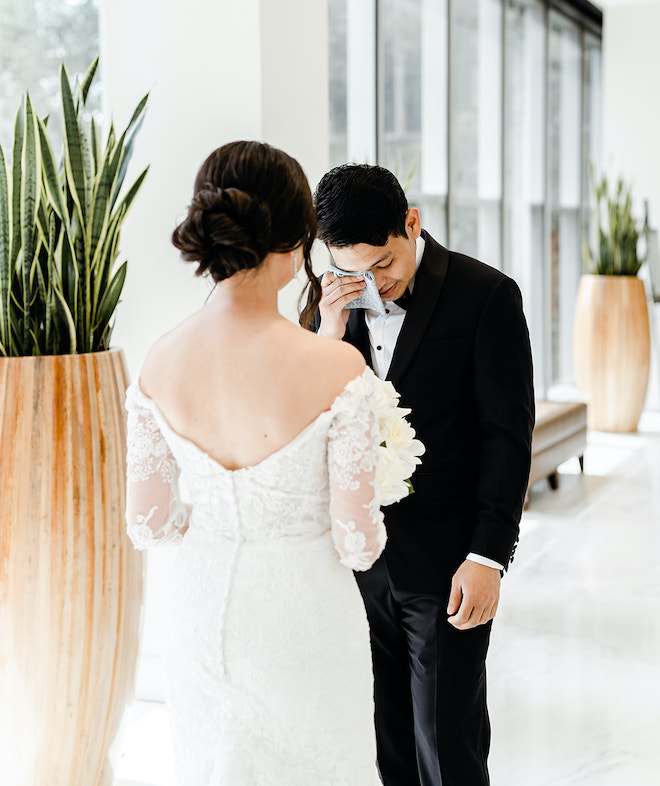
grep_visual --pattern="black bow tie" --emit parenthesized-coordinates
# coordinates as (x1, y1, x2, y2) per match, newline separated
(393, 289, 412, 310)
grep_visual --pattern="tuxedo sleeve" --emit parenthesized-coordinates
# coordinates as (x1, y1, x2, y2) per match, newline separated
(470, 277, 535, 567)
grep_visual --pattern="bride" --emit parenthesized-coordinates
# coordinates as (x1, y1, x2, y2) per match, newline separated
(125, 141, 420, 785)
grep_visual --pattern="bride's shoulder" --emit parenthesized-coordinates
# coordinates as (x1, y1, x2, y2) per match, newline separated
(305, 332, 365, 381)
(291, 329, 367, 407)
(138, 319, 195, 397)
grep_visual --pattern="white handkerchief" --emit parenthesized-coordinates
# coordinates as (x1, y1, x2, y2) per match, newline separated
(328, 266, 387, 316)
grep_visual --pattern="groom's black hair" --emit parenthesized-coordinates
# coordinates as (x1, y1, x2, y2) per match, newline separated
(314, 164, 408, 248)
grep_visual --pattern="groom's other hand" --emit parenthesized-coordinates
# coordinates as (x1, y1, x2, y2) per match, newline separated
(447, 561, 501, 630)
(318, 271, 366, 340)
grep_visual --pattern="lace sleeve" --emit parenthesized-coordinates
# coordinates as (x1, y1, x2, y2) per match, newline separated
(328, 373, 387, 571)
(125, 383, 190, 549)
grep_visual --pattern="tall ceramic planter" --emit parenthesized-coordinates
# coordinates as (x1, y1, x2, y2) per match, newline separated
(574, 274, 650, 432)
(0, 349, 144, 785)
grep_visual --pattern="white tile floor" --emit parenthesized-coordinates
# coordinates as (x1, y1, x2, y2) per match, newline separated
(114, 413, 660, 785)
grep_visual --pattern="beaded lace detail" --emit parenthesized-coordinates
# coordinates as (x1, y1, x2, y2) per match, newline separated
(125, 368, 386, 569)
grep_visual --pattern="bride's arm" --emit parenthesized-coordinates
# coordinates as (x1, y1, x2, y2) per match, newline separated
(327, 381, 386, 571)
(125, 384, 191, 549)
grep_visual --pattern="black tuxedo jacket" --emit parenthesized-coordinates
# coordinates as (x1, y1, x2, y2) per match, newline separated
(313, 231, 535, 593)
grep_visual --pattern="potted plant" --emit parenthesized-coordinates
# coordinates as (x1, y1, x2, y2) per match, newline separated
(0, 58, 147, 785)
(574, 171, 650, 432)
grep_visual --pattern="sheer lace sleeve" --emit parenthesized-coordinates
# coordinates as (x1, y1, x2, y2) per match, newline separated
(328, 371, 387, 571)
(125, 383, 190, 549)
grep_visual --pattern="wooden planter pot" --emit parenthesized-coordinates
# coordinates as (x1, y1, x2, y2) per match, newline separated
(574, 274, 650, 432)
(0, 349, 144, 786)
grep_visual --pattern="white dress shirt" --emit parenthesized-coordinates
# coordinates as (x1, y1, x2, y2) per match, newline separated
(364, 236, 504, 572)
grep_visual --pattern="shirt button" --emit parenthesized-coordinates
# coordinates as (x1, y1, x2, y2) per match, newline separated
(376, 345, 382, 351)
(385, 308, 390, 314)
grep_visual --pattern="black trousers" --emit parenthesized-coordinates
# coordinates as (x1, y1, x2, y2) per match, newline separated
(355, 556, 492, 786)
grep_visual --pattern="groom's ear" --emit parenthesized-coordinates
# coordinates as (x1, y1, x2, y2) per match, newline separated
(405, 208, 421, 240)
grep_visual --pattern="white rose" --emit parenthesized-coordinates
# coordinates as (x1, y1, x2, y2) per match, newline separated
(372, 379, 401, 412)
(378, 446, 412, 506)
(381, 410, 416, 449)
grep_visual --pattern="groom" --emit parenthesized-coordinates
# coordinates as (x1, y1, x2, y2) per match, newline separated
(309, 164, 534, 786)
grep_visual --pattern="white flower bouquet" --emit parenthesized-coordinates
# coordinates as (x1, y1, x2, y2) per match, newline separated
(373, 380, 425, 506)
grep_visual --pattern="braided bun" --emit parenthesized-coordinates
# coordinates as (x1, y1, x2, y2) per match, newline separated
(172, 141, 317, 286)
(172, 186, 272, 281)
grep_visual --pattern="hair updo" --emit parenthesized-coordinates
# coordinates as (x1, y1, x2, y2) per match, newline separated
(172, 141, 318, 285)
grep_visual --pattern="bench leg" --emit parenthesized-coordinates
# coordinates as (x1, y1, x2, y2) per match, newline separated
(547, 471, 559, 491)
(578, 454, 584, 473)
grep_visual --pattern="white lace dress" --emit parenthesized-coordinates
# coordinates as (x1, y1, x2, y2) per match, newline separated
(125, 368, 387, 785)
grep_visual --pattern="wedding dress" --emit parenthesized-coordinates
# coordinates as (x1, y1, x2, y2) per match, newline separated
(125, 368, 387, 785)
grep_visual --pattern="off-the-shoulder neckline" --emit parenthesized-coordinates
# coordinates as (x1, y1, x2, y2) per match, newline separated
(127, 366, 375, 474)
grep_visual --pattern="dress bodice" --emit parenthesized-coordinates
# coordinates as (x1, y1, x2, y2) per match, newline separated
(125, 368, 388, 571)
(154, 407, 335, 542)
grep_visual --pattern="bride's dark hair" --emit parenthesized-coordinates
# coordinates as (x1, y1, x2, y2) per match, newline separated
(172, 141, 321, 324)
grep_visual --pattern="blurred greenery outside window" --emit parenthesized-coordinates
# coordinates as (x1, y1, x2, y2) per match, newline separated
(328, 0, 603, 396)
(0, 0, 100, 151)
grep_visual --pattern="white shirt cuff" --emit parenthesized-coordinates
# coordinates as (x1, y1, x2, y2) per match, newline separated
(467, 552, 504, 571)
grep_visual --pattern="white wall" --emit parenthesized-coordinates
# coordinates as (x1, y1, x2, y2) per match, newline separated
(99, 0, 329, 701)
(100, 0, 329, 383)
(602, 1, 660, 409)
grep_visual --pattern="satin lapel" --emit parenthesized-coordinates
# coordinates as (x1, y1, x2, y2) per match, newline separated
(386, 234, 449, 386)
(346, 308, 373, 369)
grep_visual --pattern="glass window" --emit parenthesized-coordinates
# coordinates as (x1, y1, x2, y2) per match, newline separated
(503, 0, 546, 394)
(0, 0, 100, 150)
(329, 0, 603, 395)
(379, 0, 448, 242)
(582, 32, 603, 260)
(548, 10, 583, 388)
(328, 0, 349, 166)
(328, 0, 377, 167)
(449, 0, 502, 267)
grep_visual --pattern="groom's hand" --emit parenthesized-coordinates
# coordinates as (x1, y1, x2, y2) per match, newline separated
(318, 271, 365, 340)
(447, 560, 500, 630)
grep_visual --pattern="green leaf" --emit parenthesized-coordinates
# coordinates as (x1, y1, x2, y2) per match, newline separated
(0, 145, 10, 350)
(61, 229, 78, 319)
(37, 114, 67, 222)
(34, 245, 48, 325)
(60, 63, 87, 225)
(90, 116, 101, 172)
(113, 165, 149, 220)
(73, 229, 90, 350)
(92, 203, 124, 307)
(49, 255, 77, 354)
(88, 136, 125, 266)
(37, 113, 77, 274)
(94, 260, 127, 349)
(79, 108, 95, 216)
(20, 94, 41, 355)
(110, 93, 149, 209)
(79, 56, 99, 106)
(10, 104, 24, 268)
(45, 212, 57, 351)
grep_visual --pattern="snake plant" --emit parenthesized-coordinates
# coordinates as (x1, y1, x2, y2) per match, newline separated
(583, 169, 644, 277)
(0, 57, 148, 356)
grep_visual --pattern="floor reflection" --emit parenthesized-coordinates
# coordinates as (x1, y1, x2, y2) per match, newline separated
(489, 412, 660, 785)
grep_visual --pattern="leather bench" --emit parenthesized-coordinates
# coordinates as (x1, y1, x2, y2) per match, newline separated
(527, 401, 587, 498)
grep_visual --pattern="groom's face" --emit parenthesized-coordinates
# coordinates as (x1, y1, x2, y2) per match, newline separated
(328, 208, 421, 302)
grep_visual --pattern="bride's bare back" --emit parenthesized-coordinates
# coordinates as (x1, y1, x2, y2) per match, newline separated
(139, 296, 365, 471)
